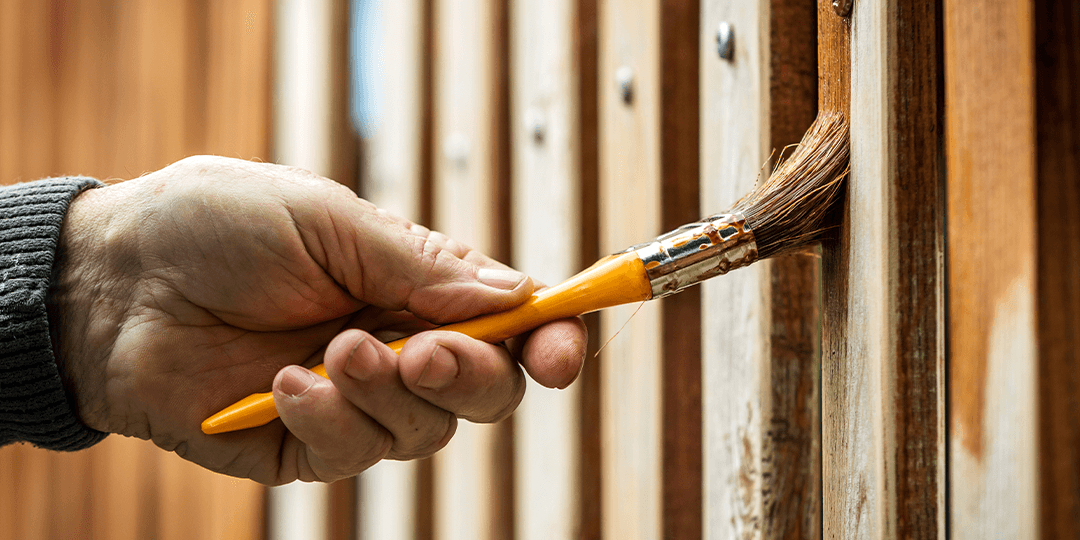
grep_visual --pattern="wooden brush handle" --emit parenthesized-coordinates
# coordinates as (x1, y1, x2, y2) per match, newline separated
(201, 251, 652, 434)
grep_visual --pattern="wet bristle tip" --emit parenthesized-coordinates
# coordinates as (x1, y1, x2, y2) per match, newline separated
(730, 112, 850, 260)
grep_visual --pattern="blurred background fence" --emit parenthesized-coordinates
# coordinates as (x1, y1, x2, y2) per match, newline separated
(2, 0, 1078, 539)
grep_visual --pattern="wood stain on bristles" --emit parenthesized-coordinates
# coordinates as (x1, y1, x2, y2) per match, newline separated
(733, 111, 849, 260)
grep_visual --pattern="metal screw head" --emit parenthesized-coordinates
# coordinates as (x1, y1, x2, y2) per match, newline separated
(716, 22, 734, 61)
(833, 0, 853, 17)
(524, 107, 546, 144)
(615, 66, 634, 104)
(442, 132, 470, 169)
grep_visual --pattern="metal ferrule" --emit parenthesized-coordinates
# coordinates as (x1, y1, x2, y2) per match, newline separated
(626, 213, 758, 299)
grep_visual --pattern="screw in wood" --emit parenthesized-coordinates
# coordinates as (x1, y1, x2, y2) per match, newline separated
(615, 66, 634, 104)
(524, 107, 546, 144)
(442, 132, 470, 169)
(832, 0, 853, 17)
(716, 22, 734, 61)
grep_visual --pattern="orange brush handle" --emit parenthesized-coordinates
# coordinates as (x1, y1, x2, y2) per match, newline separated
(201, 252, 652, 434)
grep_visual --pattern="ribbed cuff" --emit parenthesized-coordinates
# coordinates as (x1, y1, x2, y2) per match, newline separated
(0, 177, 107, 451)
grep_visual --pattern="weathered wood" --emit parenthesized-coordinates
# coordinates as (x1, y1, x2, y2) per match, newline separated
(598, 0, 663, 537)
(357, 1, 427, 539)
(889, 1, 945, 535)
(599, 1, 702, 538)
(269, 0, 337, 537)
(821, 0, 944, 537)
(430, 1, 511, 539)
(701, 0, 821, 537)
(509, 0, 584, 538)
(1035, 2, 1080, 536)
(945, 0, 1038, 538)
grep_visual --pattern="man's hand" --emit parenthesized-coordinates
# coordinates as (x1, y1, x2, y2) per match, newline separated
(47, 156, 587, 485)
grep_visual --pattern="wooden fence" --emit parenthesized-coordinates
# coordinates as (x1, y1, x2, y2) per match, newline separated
(1, 0, 1078, 539)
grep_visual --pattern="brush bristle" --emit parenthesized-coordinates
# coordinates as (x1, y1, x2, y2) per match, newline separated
(731, 112, 849, 260)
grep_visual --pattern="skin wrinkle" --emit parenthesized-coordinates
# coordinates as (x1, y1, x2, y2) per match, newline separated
(45, 156, 586, 485)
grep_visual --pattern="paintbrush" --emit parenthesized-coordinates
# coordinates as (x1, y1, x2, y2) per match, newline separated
(201, 111, 849, 435)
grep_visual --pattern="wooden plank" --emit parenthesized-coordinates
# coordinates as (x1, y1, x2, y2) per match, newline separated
(509, 0, 583, 539)
(820, 0, 944, 537)
(1034, 2, 1080, 536)
(0, 2, 272, 540)
(598, 1, 702, 538)
(598, 0, 662, 536)
(573, 2, 602, 539)
(700, 0, 820, 537)
(356, 0, 427, 538)
(657, 2, 702, 539)
(944, 0, 1037, 537)
(430, 1, 510, 539)
(270, 0, 336, 538)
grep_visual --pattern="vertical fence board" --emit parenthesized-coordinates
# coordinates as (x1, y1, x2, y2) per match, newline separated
(821, 0, 944, 537)
(1035, 2, 1080, 536)
(0, 1, 271, 539)
(510, 0, 583, 539)
(430, 1, 510, 539)
(358, 1, 427, 539)
(270, 0, 337, 537)
(598, 0, 663, 537)
(700, 1, 769, 537)
(888, 1, 945, 536)
(657, 3, 702, 539)
(573, 1, 602, 537)
(701, 0, 821, 537)
(598, 1, 702, 538)
(945, 0, 1038, 538)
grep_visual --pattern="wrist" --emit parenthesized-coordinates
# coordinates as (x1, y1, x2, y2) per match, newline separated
(47, 185, 134, 433)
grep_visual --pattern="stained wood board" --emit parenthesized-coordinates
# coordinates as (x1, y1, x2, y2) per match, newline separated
(945, 0, 1038, 537)
(820, 0, 944, 538)
(1034, 1, 1080, 535)
(700, 0, 821, 538)
(0, 1, 271, 539)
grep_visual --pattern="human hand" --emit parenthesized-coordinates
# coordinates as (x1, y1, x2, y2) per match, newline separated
(47, 156, 587, 484)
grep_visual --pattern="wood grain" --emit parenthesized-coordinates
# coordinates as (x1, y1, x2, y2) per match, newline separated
(574, 1, 602, 538)
(598, 0, 663, 537)
(510, 0, 584, 537)
(430, 1, 509, 539)
(821, 0, 944, 537)
(945, 0, 1038, 537)
(657, 2, 702, 539)
(700, 0, 821, 537)
(1035, 2, 1080, 536)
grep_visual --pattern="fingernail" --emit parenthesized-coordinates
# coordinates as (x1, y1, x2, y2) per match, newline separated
(478, 268, 526, 290)
(416, 346, 459, 390)
(344, 335, 379, 382)
(280, 366, 316, 398)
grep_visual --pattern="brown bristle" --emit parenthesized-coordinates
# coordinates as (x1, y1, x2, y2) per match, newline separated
(731, 112, 850, 260)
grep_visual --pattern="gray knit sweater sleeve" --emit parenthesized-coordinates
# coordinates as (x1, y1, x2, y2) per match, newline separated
(0, 177, 107, 451)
